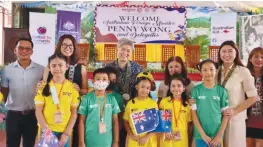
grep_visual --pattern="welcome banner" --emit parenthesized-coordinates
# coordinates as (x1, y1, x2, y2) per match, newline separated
(29, 12, 56, 66)
(57, 10, 81, 42)
(95, 5, 186, 44)
(210, 12, 237, 46)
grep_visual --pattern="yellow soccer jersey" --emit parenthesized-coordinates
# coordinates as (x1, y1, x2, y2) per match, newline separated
(159, 97, 192, 147)
(0, 92, 3, 103)
(34, 80, 79, 132)
(123, 97, 158, 147)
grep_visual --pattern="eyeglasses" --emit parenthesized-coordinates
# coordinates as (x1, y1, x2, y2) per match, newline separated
(61, 43, 74, 49)
(17, 46, 32, 51)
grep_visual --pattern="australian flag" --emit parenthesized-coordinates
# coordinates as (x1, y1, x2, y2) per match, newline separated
(130, 108, 159, 135)
(152, 109, 172, 132)
(37, 129, 59, 147)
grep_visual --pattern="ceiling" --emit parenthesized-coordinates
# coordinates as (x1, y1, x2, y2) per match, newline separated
(11, 1, 263, 12)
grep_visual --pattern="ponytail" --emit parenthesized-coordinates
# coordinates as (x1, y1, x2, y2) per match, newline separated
(42, 73, 53, 97)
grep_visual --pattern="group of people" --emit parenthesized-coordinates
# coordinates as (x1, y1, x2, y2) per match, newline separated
(0, 35, 262, 147)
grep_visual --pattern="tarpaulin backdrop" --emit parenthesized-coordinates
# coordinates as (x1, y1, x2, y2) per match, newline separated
(57, 10, 81, 42)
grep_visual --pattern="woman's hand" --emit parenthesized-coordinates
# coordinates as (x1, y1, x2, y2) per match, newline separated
(223, 108, 237, 117)
(36, 81, 45, 91)
(73, 83, 80, 92)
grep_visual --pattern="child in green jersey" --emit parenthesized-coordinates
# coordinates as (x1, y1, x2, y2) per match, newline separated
(191, 59, 229, 147)
(78, 68, 120, 147)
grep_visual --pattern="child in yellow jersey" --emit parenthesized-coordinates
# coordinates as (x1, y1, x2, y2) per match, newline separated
(0, 92, 3, 103)
(123, 75, 158, 147)
(159, 77, 193, 147)
(34, 53, 79, 147)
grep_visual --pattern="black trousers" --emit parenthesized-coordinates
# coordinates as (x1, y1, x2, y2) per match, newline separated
(6, 110, 38, 147)
(71, 114, 80, 147)
(119, 128, 127, 147)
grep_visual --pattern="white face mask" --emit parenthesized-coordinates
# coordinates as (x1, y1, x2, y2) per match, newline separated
(93, 80, 109, 90)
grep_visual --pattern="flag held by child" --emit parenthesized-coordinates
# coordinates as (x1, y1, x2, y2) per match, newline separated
(37, 129, 59, 147)
(152, 109, 172, 132)
(130, 108, 159, 135)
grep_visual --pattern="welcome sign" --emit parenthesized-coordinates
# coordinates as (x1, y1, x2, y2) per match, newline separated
(95, 5, 186, 44)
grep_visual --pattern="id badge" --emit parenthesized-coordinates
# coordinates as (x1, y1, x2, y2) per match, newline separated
(54, 112, 62, 123)
(99, 121, 106, 134)
(173, 131, 181, 141)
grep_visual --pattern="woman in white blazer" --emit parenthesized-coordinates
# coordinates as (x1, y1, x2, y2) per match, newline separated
(217, 40, 257, 147)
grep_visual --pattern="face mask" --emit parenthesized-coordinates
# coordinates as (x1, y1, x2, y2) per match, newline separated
(93, 80, 109, 90)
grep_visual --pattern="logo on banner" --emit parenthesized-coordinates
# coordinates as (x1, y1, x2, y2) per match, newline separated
(32, 26, 51, 44)
(63, 21, 75, 31)
(37, 27, 47, 35)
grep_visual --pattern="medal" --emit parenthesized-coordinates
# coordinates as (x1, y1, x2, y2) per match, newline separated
(123, 93, 130, 100)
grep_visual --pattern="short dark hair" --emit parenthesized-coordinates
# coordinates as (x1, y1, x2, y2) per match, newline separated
(15, 38, 34, 49)
(93, 68, 109, 79)
(104, 66, 120, 80)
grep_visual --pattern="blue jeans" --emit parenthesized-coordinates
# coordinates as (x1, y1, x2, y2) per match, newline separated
(196, 139, 221, 147)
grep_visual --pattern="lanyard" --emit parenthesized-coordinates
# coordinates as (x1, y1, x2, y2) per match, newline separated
(219, 64, 236, 87)
(52, 80, 66, 112)
(172, 98, 182, 128)
(97, 94, 107, 122)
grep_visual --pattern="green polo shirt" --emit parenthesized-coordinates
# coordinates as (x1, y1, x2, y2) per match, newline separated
(78, 91, 120, 147)
(108, 91, 125, 112)
(191, 83, 229, 139)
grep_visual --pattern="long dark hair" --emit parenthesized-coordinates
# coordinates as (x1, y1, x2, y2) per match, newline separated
(217, 41, 244, 83)
(167, 77, 188, 107)
(246, 47, 263, 115)
(42, 53, 68, 97)
(164, 56, 191, 86)
(55, 34, 80, 65)
(131, 77, 152, 104)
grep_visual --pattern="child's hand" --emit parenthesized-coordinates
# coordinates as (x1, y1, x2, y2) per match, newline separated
(59, 133, 69, 147)
(112, 142, 118, 147)
(130, 134, 139, 141)
(201, 134, 212, 146)
(73, 83, 80, 92)
(189, 98, 196, 105)
(164, 132, 173, 140)
(209, 136, 221, 147)
(79, 143, 86, 147)
(138, 135, 150, 146)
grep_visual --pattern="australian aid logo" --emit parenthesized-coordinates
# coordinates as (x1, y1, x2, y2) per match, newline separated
(32, 26, 52, 44)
